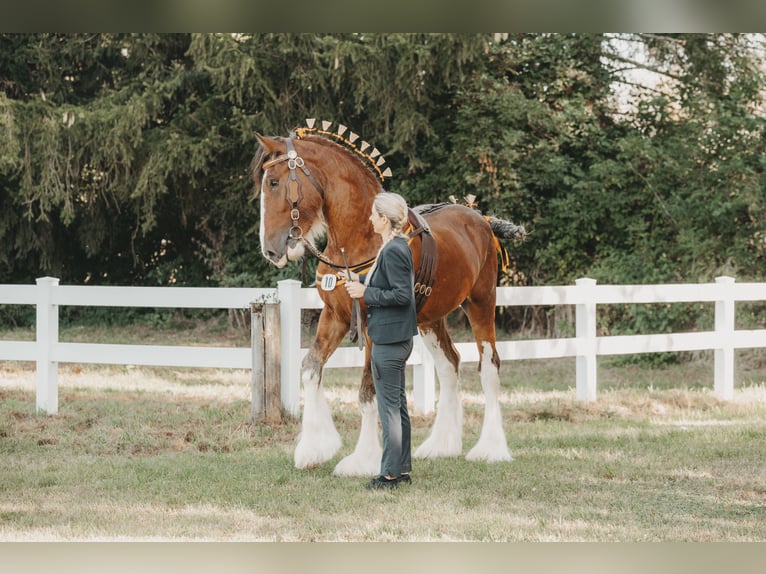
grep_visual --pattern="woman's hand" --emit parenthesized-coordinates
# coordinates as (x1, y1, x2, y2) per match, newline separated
(338, 270, 364, 299)
(344, 278, 365, 299)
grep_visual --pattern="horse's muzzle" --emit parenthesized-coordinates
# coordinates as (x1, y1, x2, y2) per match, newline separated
(262, 238, 304, 268)
(261, 239, 288, 267)
(263, 250, 288, 268)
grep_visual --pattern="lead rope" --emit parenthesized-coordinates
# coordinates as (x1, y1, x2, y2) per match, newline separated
(299, 234, 376, 270)
(342, 248, 364, 350)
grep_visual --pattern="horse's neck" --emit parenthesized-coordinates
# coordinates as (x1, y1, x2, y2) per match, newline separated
(322, 185, 380, 264)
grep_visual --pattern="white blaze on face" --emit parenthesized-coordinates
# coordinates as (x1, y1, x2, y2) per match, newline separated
(259, 171, 268, 258)
(259, 169, 288, 268)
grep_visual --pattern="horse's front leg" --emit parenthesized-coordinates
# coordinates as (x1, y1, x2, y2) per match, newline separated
(333, 335, 381, 476)
(293, 309, 347, 470)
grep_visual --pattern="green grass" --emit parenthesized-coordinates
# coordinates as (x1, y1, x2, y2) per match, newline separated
(3, 321, 766, 540)
(2, 352, 766, 541)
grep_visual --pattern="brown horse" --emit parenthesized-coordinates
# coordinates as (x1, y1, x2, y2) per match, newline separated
(252, 125, 525, 476)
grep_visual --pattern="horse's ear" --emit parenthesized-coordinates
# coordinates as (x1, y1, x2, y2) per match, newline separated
(251, 134, 284, 190)
(255, 133, 284, 154)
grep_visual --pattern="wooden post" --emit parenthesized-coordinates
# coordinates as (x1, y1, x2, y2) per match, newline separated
(251, 301, 283, 423)
(263, 302, 282, 422)
(251, 302, 265, 422)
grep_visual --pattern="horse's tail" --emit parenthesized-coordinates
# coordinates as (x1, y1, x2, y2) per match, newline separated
(486, 216, 527, 242)
(484, 216, 527, 273)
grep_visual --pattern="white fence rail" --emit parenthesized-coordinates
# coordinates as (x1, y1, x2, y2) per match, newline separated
(0, 277, 276, 415)
(1, 275, 765, 416)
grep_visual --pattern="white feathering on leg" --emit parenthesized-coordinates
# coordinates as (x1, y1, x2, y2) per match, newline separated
(466, 342, 512, 462)
(414, 330, 463, 458)
(333, 400, 382, 476)
(294, 368, 342, 469)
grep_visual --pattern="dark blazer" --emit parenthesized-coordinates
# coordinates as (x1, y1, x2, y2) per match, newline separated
(363, 236, 418, 345)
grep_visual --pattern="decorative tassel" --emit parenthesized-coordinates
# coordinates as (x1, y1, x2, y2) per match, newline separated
(294, 119, 391, 182)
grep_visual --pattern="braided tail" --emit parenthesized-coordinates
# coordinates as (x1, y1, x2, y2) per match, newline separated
(486, 216, 527, 241)
(484, 216, 527, 272)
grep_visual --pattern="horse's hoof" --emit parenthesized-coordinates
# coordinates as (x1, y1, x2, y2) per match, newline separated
(293, 431, 342, 470)
(413, 437, 462, 459)
(333, 450, 381, 477)
(465, 443, 513, 463)
(294, 455, 332, 470)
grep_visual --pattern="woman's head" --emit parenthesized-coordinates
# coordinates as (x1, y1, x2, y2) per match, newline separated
(370, 192, 408, 236)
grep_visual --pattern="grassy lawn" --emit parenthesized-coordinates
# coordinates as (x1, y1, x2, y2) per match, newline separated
(1, 339, 765, 541)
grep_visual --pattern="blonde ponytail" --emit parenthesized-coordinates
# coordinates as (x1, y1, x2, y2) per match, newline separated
(373, 192, 408, 236)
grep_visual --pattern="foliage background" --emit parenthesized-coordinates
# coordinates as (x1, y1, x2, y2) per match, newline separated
(2, 33, 766, 336)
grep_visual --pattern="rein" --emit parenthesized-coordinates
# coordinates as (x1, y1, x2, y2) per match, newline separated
(263, 134, 376, 270)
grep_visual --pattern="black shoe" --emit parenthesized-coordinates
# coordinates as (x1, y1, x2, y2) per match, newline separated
(365, 476, 398, 490)
(397, 474, 412, 485)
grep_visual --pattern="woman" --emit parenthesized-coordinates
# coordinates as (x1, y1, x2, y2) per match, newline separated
(340, 192, 418, 490)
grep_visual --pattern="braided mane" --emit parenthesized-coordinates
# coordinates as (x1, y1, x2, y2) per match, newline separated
(294, 119, 392, 183)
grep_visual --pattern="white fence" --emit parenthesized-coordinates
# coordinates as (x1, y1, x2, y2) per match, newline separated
(1, 275, 765, 416)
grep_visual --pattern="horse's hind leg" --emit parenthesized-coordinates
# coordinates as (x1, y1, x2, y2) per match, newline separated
(414, 318, 463, 459)
(462, 296, 512, 463)
(465, 340, 512, 462)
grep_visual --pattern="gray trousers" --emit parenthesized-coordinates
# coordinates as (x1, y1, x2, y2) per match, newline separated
(371, 338, 413, 478)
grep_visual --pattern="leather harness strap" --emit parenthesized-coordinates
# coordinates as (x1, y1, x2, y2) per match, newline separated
(406, 208, 437, 312)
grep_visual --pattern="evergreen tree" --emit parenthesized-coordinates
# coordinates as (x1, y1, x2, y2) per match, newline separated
(2, 33, 765, 341)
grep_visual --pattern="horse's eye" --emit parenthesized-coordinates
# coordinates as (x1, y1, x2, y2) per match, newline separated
(269, 179, 279, 189)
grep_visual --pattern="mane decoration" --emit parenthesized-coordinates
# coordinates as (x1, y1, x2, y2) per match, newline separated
(294, 118, 393, 183)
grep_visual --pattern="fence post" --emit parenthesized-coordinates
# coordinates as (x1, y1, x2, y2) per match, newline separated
(278, 279, 302, 417)
(575, 277, 597, 402)
(714, 275, 735, 400)
(251, 303, 265, 422)
(250, 301, 283, 423)
(250, 303, 266, 424)
(36, 277, 59, 414)
(412, 334, 435, 414)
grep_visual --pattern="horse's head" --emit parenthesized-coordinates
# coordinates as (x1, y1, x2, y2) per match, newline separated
(252, 134, 327, 268)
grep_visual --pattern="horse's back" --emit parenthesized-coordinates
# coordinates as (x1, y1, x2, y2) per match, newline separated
(412, 204, 498, 320)
(418, 203, 496, 258)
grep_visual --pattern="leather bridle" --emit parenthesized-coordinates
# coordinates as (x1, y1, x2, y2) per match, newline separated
(262, 135, 375, 270)
(262, 135, 324, 241)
